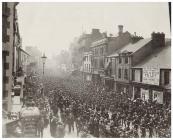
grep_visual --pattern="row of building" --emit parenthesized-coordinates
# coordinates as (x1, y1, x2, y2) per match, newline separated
(2, 2, 42, 113)
(71, 25, 171, 105)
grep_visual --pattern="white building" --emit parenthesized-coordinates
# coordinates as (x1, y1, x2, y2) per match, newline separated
(82, 51, 93, 81)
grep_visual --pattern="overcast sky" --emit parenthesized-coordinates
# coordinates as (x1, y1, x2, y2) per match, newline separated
(17, 2, 170, 58)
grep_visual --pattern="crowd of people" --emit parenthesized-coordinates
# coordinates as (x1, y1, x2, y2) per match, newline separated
(43, 75, 171, 138)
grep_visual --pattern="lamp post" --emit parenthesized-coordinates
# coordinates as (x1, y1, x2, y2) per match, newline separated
(41, 53, 47, 76)
(41, 53, 47, 96)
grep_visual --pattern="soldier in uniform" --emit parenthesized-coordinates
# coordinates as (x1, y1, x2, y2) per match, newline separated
(66, 113, 75, 133)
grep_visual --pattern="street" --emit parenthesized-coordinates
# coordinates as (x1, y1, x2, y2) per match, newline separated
(2, 2, 171, 138)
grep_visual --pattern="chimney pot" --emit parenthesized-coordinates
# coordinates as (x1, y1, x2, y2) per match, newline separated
(102, 32, 107, 38)
(92, 29, 100, 34)
(134, 32, 136, 36)
(151, 32, 165, 48)
(118, 25, 123, 36)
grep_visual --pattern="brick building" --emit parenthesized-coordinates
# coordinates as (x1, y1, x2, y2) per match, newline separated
(70, 29, 103, 71)
(91, 25, 132, 85)
(2, 2, 19, 111)
(106, 32, 170, 101)
(132, 37, 171, 105)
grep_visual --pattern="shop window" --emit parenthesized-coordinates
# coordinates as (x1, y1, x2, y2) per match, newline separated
(118, 68, 121, 79)
(142, 93, 145, 100)
(153, 93, 158, 100)
(125, 57, 128, 64)
(124, 69, 128, 80)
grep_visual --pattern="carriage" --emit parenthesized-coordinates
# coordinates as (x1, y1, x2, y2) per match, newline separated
(20, 106, 40, 137)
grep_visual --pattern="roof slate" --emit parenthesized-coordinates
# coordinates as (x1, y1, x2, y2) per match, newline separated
(107, 38, 151, 57)
(133, 45, 171, 69)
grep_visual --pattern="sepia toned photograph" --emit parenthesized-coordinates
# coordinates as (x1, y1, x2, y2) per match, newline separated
(2, 2, 171, 138)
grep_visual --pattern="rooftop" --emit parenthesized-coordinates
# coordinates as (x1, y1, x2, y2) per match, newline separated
(133, 44, 171, 69)
(107, 38, 151, 57)
(91, 31, 130, 48)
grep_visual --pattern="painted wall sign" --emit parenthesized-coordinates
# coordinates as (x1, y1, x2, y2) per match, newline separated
(143, 67, 160, 85)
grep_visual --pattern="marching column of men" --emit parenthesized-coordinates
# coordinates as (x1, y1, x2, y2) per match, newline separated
(23, 75, 171, 138)
(45, 76, 171, 138)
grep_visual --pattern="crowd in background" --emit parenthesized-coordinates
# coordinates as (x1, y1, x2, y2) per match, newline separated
(43, 76, 171, 138)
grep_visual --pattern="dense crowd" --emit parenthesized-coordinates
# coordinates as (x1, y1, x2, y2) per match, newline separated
(43, 76, 171, 138)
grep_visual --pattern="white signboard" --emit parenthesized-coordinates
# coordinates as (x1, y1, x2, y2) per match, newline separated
(143, 67, 160, 85)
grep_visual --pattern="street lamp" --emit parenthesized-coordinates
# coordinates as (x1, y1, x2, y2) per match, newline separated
(41, 53, 47, 75)
(41, 53, 47, 97)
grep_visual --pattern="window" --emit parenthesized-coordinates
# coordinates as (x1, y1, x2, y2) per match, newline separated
(4, 62, 9, 70)
(118, 68, 121, 79)
(153, 93, 158, 100)
(3, 90, 8, 99)
(142, 93, 145, 101)
(100, 59, 104, 68)
(164, 71, 170, 85)
(133, 69, 142, 82)
(125, 57, 128, 64)
(119, 57, 122, 64)
(124, 69, 128, 80)
(132, 69, 135, 81)
(93, 60, 95, 67)
(96, 48, 99, 55)
(85, 64, 87, 71)
(4, 76, 9, 84)
(100, 47, 103, 55)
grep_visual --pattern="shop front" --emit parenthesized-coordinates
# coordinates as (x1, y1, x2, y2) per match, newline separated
(132, 82, 165, 104)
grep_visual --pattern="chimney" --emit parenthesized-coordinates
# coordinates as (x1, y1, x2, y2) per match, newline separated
(134, 32, 136, 36)
(118, 25, 123, 36)
(102, 32, 107, 38)
(151, 32, 165, 48)
(92, 29, 100, 35)
(131, 32, 143, 44)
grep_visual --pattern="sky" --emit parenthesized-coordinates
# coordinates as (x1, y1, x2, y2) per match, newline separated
(17, 2, 171, 58)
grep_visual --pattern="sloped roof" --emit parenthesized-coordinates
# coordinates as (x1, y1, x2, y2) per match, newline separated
(133, 45, 171, 69)
(107, 38, 151, 58)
